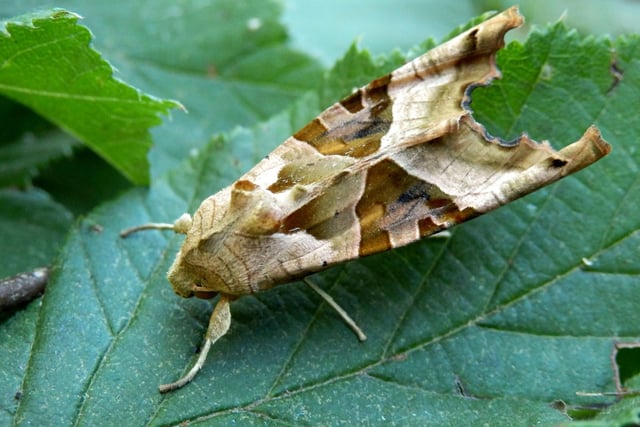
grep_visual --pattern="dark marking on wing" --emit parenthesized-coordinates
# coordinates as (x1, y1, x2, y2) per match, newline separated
(466, 28, 479, 53)
(356, 159, 425, 256)
(355, 156, 482, 256)
(294, 118, 327, 142)
(340, 89, 365, 113)
(294, 75, 393, 158)
(550, 158, 568, 168)
(397, 184, 431, 204)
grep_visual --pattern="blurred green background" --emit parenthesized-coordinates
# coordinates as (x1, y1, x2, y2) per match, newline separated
(283, 0, 637, 64)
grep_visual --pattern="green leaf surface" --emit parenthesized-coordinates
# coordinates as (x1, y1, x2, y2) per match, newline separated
(0, 188, 72, 426)
(0, 127, 76, 188)
(0, 188, 73, 277)
(0, 9, 180, 185)
(3, 7, 640, 427)
(0, 97, 78, 187)
(32, 148, 132, 216)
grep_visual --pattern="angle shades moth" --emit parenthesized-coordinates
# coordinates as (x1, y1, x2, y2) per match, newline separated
(122, 6, 611, 392)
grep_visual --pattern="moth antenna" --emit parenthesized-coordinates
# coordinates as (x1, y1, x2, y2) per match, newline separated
(304, 278, 367, 341)
(120, 213, 193, 238)
(159, 294, 231, 393)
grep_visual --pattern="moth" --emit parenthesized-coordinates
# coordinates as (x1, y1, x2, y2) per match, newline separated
(122, 7, 611, 392)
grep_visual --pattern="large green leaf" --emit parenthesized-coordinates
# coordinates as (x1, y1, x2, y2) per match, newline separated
(0, 10, 180, 185)
(2, 0, 324, 178)
(0, 0, 325, 185)
(4, 8, 640, 427)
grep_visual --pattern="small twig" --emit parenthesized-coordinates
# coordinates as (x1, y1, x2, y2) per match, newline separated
(0, 267, 50, 311)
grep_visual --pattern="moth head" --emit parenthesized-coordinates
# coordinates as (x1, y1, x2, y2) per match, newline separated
(165, 211, 230, 298)
(165, 180, 286, 299)
(166, 251, 224, 299)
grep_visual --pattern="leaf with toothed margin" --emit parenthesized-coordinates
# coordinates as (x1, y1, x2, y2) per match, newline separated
(4, 9, 640, 427)
(0, 9, 181, 185)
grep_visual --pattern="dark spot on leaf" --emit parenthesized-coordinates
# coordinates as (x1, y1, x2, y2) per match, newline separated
(454, 376, 478, 399)
(607, 60, 624, 95)
(549, 400, 567, 413)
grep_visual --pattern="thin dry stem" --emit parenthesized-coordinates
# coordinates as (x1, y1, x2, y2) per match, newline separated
(119, 223, 175, 238)
(304, 278, 367, 341)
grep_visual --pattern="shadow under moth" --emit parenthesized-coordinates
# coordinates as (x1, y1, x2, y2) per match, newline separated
(122, 7, 611, 392)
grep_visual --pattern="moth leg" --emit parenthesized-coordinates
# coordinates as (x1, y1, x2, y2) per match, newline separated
(120, 213, 192, 237)
(159, 294, 232, 393)
(303, 278, 367, 341)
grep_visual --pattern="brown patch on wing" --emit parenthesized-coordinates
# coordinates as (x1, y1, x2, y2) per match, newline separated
(340, 89, 366, 113)
(356, 158, 478, 256)
(294, 75, 393, 158)
(234, 179, 257, 191)
(293, 118, 326, 143)
(417, 217, 439, 236)
(356, 159, 419, 256)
